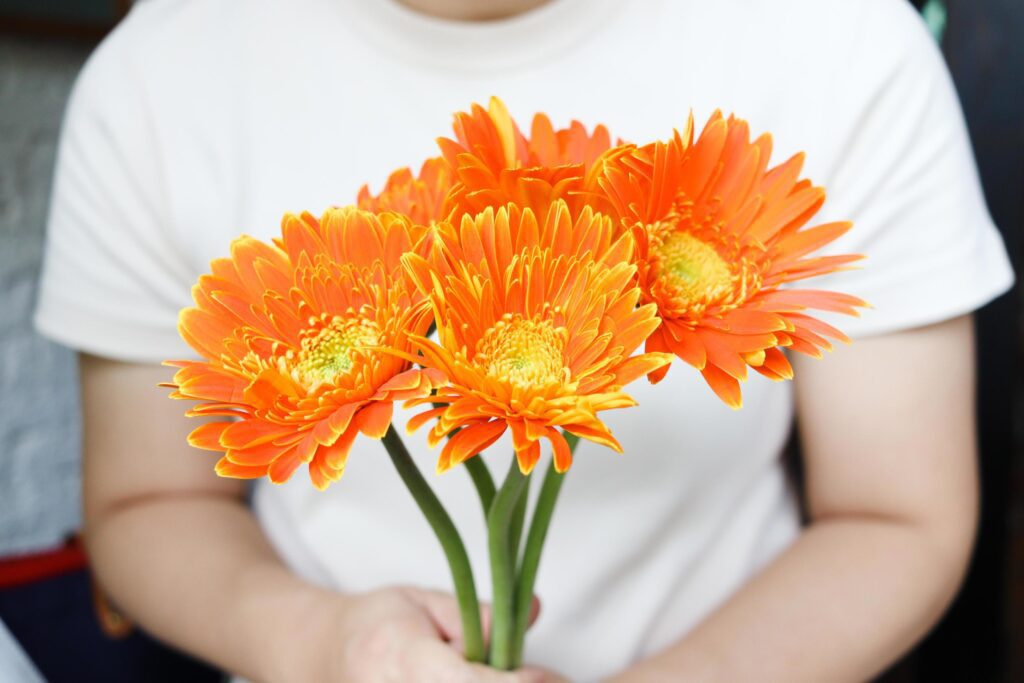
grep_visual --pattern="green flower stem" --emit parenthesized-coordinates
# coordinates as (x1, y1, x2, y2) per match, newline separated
(509, 433, 578, 667)
(464, 456, 497, 516)
(487, 458, 530, 669)
(381, 426, 485, 662)
(508, 475, 529, 568)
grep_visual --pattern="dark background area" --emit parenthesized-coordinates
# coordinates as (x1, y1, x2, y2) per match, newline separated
(1, 0, 1021, 680)
(0, 0, 128, 39)
(894, 1, 1024, 681)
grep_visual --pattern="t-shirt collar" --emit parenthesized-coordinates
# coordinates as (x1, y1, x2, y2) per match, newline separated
(337, 0, 623, 72)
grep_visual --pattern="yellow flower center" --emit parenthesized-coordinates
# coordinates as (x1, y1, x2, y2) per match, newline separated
(476, 315, 567, 388)
(653, 232, 734, 304)
(296, 316, 381, 387)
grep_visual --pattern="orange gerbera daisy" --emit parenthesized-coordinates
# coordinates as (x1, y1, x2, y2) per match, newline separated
(596, 112, 866, 408)
(401, 201, 672, 475)
(437, 97, 615, 222)
(167, 207, 443, 490)
(357, 156, 453, 226)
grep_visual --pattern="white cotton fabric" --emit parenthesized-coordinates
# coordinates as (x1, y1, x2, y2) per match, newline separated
(35, 0, 1013, 679)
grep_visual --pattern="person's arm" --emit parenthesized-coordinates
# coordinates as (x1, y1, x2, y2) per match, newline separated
(609, 314, 978, 683)
(81, 354, 548, 683)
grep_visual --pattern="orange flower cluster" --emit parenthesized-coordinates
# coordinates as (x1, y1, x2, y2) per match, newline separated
(170, 97, 864, 487)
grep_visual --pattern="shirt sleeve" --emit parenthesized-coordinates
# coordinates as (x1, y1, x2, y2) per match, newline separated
(803, 0, 1014, 339)
(34, 16, 196, 363)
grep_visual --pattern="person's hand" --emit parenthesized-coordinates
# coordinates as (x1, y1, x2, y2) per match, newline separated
(270, 585, 565, 683)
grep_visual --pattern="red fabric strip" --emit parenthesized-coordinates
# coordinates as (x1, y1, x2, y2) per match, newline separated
(0, 538, 87, 589)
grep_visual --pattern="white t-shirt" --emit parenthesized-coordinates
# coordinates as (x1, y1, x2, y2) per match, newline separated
(36, 0, 1013, 680)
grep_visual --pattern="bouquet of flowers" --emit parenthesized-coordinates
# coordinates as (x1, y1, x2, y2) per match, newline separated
(165, 98, 864, 669)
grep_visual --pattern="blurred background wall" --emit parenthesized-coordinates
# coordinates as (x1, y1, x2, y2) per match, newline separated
(0, 28, 90, 557)
(905, 1, 1024, 681)
(0, 0, 1020, 680)
(0, 0, 127, 39)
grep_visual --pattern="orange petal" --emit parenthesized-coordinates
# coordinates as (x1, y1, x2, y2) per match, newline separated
(562, 422, 623, 453)
(243, 368, 301, 406)
(437, 420, 507, 473)
(508, 419, 532, 454)
(752, 347, 794, 381)
(515, 440, 542, 475)
(267, 446, 304, 484)
(645, 330, 673, 384)
(309, 457, 343, 491)
(313, 402, 361, 446)
(701, 364, 743, 410)
(227, 441, 289, 467)
(524, 419, 548, 442)
(221, 419, 294, 450)
(188, 421, 230, 451)
(548, 428, 573, 473)
(662, 325, 707, 370)
(713, 309, 789, 335)
(321, 424, 360, 471)
(215, 457, 268, 480)
(407, 406, 447, 435)
(357, 401, 394, 439)
(612, 352, 674, 386)
(176, 369, 247, 403)
(377, 368, 428, 394)
(295, 430, 320, 464)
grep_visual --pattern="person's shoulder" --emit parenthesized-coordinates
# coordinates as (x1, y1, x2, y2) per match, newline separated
(72, 0, 240, 108)
(698, 0, 932, 62)
(759, 0, 931, 60)
(740, 0, 944, 119)
(738, 0, 927, 36)
(95, 0, 241, 55)
(775, 0, 936, 72)
(647, 0, 935, 85)
(63, 0, 263, 154)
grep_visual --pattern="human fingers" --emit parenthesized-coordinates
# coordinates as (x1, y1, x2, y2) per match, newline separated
(525, 595, 541, 628)
(465, 662, 549, 683)
(404, 587, 492, 642)
(518, 666, 572, 683)
(404, 637, 546, 683)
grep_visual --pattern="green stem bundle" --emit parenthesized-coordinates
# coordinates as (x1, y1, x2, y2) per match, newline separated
(487, 459, 531, 669)
(381, 426, 486, 662)
(510, 435, 575, 667)
(383, 420, 576, 671)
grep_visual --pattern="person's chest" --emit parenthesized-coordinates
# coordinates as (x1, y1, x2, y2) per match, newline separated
(138, 0, 853, 278)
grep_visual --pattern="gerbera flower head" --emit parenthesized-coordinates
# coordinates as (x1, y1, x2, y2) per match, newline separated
(401, 199, 672, 475)
(437, 97, 615, 223)
(167, 207, 443, 490)
(357, 156, 453, 226)
(596, 111, 867, 408)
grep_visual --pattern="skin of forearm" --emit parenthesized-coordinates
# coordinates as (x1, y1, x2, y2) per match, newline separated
(79, 355, 346, 682)
(608, 515, 972, 683)
(85, 494, 333, 683)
